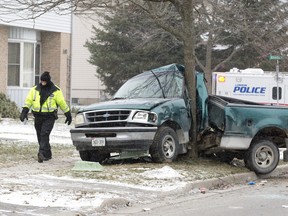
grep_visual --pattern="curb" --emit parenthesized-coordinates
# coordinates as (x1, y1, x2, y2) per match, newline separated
(159, 171, 257, 198)
(168, 164, 288, 196)
(99, 164, 288, 215)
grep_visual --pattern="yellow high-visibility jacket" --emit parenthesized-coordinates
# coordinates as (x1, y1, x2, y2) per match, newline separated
(23, 84, 70, 114)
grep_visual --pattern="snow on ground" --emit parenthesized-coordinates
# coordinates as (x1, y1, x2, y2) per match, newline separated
(0, 117, 72, 145)
(140, 166, 184, 179)
(0, 118, 187, 214)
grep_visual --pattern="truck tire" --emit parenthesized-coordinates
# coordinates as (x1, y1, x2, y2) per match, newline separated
(79, 150, 109, 163)
(150, 126, 179, 163)
(245, 140, 279, 174)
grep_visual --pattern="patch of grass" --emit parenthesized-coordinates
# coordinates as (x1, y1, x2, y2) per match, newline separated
(67, 156, 249, 185)
(174, 158, 248, 181)
(0, 143, 75, 167)
(0, 144, 38, 165)
(52, 144, 75, 158)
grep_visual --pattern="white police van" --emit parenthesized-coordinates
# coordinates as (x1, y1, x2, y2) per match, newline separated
(212, 68, 288, 105)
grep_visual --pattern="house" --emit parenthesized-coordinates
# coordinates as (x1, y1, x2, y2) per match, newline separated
(0, 9, 107, 111)
(70, 15, 107, 107)
(0, 12, 72, 109)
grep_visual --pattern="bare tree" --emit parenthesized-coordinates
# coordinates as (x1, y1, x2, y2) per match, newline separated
(109, 0, 288, 157)
(121, 1, 198, 157)
(0, 0, 200, 158)
(195, 0, 288, 92)
(1, 0, 287, 158)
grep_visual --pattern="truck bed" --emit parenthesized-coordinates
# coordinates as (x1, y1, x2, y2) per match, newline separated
(207, 95, 287, 133)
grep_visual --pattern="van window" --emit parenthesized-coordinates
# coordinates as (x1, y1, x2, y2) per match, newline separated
(272, 87, 282, 100)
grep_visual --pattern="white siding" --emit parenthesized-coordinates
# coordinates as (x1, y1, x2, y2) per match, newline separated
(7, 87, 30, 108)
(70, 14, 105, 102)
(0, 12, 71, 33)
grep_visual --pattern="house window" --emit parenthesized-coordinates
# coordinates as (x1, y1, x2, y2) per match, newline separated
(8, 43, 20, 86)
(8, 42, 41, 87)
(72, 98, 79, 104)
(35, 44, 41, 85)
(23, 43, 34, 87)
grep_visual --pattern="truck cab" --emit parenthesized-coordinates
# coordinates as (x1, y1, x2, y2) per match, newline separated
(71, 64, 196, 162)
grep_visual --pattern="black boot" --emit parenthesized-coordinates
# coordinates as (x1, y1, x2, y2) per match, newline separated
(38, 153, 45, 163)
(43, 157, 51, 161)
(44, 150, 52, 161)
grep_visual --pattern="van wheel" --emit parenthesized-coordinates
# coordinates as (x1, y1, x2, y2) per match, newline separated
(246, 140, 279, 174)
(79, 150, 109, 163)
(150, 126, 179, 163)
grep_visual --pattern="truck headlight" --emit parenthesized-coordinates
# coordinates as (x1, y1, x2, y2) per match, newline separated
(133, 111, 157, 123)
(75, 113, 85, 126)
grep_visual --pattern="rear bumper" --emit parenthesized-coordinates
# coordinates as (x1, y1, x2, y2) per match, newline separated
(70, 127, 157, 152)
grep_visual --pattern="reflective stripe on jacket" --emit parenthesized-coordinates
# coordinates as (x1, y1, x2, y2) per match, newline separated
(23, 85, 70, 113)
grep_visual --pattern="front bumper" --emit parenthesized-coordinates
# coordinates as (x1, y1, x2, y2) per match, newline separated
(70, 127, 157, 152)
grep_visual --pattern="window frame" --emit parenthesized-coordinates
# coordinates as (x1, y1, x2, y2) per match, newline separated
(7, 40, 41, 88)
(7, 42, 21, 86)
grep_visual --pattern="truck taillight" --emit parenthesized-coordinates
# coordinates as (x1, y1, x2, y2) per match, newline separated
(218, 76, 225, 82)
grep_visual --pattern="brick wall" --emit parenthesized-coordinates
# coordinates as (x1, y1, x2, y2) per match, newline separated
(60, 33, 71, 104)
(0, 25, 8, 94)
(41, 32, 71, 103)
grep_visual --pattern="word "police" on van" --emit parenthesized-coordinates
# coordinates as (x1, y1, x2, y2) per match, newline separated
(233, 84, 266, 94)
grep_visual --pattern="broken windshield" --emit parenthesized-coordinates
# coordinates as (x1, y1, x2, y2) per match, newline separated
(114, 70, 184, 99)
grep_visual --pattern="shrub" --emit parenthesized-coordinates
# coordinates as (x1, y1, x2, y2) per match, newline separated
(0, 93, 20, 119)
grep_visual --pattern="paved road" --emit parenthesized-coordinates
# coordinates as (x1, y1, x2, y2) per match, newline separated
(104, 174, 288, 216)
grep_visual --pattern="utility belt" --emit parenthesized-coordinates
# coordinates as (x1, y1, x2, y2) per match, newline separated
(32, 110, 58, 119)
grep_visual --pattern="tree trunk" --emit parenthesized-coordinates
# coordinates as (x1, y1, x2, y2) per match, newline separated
(182, 0, 198, 158)
(184, 45, 198, 158)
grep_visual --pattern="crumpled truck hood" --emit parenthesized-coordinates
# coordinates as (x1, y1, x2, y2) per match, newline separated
(78, 98, 173, 113)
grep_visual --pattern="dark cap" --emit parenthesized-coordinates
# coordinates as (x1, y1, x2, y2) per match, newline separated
(40, 71, 51, 82)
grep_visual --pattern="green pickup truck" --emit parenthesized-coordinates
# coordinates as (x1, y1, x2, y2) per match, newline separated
(70, 64, 288, 174)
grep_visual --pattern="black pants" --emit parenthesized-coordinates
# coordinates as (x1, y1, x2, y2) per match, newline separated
(34, 114, 55, 159)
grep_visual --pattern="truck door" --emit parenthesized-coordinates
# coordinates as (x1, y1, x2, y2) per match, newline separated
(270, 84, 285, 105)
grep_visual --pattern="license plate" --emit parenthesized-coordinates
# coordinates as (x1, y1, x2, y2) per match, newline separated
(92, 138, 106, 146)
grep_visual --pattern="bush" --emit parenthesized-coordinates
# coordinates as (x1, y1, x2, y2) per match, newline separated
(0, 93, 20, 119)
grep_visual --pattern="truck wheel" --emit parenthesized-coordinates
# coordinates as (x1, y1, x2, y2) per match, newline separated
(79, 150, 109, 163)
(246, 140, 279, 174)
(150, 126, 179, 163)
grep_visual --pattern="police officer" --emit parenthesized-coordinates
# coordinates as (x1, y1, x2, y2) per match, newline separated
(20, 71, 72, 163)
